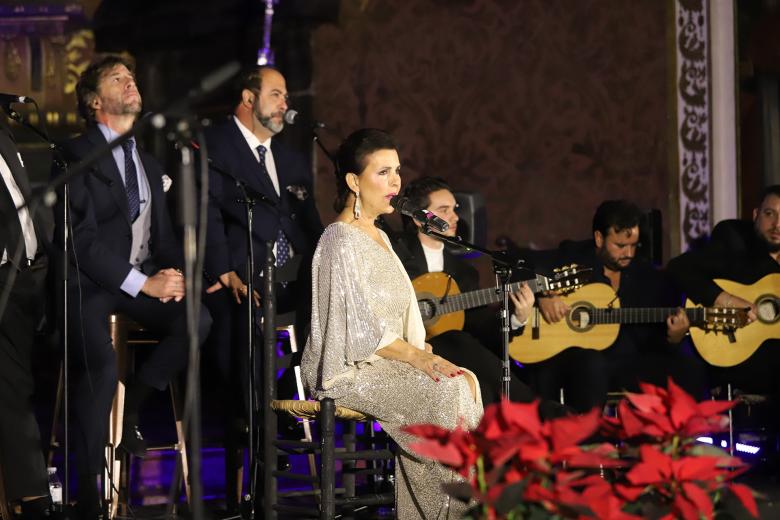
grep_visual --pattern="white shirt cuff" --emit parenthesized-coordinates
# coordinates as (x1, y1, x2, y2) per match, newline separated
(510, 314, 527, 330)
(121, 268, 148, 298)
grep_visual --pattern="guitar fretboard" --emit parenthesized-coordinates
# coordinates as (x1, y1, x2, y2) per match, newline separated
(584, 307, 707, 325)
(431, 276, 549, 316)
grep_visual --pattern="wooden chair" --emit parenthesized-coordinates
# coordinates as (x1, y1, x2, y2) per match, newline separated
(267, 318, 395, 519)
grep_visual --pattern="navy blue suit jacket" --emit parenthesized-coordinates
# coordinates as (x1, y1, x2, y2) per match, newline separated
(203, 118, 322, 280)
(54, 125, 181, 293)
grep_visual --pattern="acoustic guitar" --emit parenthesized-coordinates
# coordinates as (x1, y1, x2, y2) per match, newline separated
(508, 282, 748, 364)
(690, 273, 780, 367)
(413, 265, 590, 340)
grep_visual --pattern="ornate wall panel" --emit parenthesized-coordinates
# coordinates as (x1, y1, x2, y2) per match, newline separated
(675, 0, 711, 250)
(311, 0, 670, 253)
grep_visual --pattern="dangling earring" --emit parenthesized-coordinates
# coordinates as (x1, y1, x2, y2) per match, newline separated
(353, 191, 362, 219)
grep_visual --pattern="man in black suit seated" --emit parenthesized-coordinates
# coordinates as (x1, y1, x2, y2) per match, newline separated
(389, 176, 539, 406)
(0, 117, 52, 518)
(201, 66, 323, 505)
(526, 200, 705, 413)
(53, 54, 211, 517)
(667, 186, 780, 414)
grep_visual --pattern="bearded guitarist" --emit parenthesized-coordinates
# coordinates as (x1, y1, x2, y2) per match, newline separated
(667, 187, 780, 418)
(390, 177, 545, 408)
(526, 200, 707, 413)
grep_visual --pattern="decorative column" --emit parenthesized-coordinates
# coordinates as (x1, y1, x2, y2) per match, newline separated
(675, 0, 712, 251)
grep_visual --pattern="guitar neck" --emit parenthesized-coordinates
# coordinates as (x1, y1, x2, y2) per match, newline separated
(587, 306, 706, 325)
(433, 276, 549, 316)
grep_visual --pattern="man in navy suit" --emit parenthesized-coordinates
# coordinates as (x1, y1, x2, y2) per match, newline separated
(0, 117, 53, 518)
(54, 55, 211, 517)
(202, 66, 322, 506)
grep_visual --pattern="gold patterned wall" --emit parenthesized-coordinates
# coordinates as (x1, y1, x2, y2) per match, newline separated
(311, 0, 671, 253)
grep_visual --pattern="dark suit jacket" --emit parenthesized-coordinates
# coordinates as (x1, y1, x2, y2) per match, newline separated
(54, 125, 181, 292)
(667, 219, 779, 306)
(0, 121, 47, 261)
(202, 118, 323, 281)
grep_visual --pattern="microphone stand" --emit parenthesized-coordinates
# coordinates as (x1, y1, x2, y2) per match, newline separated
(214, 165, 277, 520)
(420, 225, 530, 399)
(1, 104, 73, 507)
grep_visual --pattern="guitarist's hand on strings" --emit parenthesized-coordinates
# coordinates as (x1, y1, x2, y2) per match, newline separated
(714, 291, 757, 323)
(538, 294, 570, 324)
(666, 308, 690, 344)
(510, 282, 535, 324)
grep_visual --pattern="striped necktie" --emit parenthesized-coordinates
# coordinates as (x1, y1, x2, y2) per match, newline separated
(122, 139, 140, 222)
(257, 144, 290, 267)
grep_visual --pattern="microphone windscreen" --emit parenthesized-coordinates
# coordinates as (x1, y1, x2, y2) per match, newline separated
(283, 110, 298, 125)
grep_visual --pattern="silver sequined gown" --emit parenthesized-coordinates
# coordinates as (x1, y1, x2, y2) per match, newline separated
(301, 222, 483, 519)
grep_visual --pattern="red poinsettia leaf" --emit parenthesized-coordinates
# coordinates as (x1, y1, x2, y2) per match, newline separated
(402, 422, 451, 439)
(564, 451, 623, 469)
(615, 483, 645, 501)
(673, 493, 702, 520)
(626, 392, 665, 414)
(516, 441, 550, 465)
(683, 415, 729, 437)
(548, 408, 601, 451)
(524, 481, 556, 502)
(634, 409, 675, 436)
(408, 439, 464, 467)
(696, 399, 737, 416)
(682, 482, 713, 519)
(668, 378, 698, 428)
(729, 483, 759, 518)
(638, 381, 667, 398)
(617, 401, 648, 437)
(497, 399, 544, 438)
(626, 446, 671, 484)
(673, 456, 719, 482)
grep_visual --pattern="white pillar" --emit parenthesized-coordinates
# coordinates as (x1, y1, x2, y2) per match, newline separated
(710, 0, 739, 223)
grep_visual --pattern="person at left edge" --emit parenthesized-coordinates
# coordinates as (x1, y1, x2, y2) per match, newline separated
(0, 113, 53, 519)
(52, 54, 212, 518)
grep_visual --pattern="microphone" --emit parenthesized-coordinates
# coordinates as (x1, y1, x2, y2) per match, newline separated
(283, 109, 326, 129)
(0, 93, 33, 106)
(390, 196, 449, 233)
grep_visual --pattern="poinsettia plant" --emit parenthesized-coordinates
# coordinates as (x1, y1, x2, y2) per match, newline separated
(403, 378, 760, 519)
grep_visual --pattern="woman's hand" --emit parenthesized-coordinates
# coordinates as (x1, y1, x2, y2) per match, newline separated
(408, 349, 463, 382)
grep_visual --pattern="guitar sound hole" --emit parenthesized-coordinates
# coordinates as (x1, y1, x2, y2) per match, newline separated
(756, 297, 780, 323)
(570, 307, 592, 330)
(419, 300, 436, 321)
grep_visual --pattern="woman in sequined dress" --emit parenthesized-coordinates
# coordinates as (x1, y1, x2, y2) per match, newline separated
(301, 129, 484, 519)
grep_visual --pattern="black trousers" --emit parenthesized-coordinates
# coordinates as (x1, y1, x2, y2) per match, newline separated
(0, 261, 49, 500)
(68, 283, 211, 475)
(525, 347, 609, 414)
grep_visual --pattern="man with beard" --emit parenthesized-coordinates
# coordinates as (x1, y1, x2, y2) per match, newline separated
(201, 66, 323, 510)
(525, 200, 704, 413)
(54, 55, 211, 517)
(667, 186, 780, 411)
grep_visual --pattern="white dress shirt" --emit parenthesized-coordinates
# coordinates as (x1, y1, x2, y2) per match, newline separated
(0, 151, 37, 264)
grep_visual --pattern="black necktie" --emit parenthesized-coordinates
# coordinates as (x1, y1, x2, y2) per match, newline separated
(122, 139, 140, 222)
(257, 145, 290, 267)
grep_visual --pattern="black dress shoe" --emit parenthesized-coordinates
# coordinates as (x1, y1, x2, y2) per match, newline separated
(118, 424, 148, 458)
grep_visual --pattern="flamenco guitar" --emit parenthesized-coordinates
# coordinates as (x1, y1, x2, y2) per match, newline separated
(413, 265, 590, 340)
(690, 273, 780, 367)
(508, 282, 748, 364)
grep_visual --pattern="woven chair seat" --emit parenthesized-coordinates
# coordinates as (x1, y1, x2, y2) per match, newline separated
(271, 399, 369, 421)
